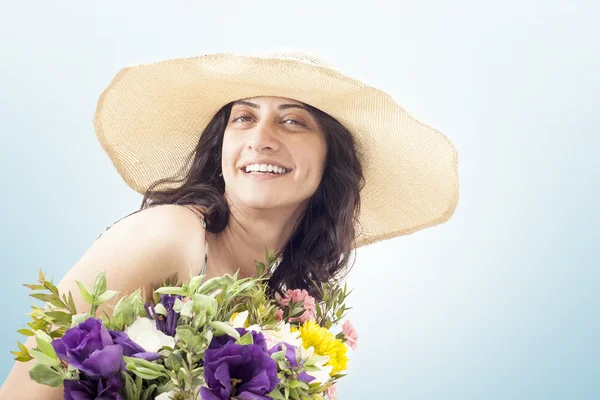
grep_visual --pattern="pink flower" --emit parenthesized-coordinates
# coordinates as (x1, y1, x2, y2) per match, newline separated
(326, 385, 338, 400)
(342, 320, 359, 350)
(278, 289, 317, 323)
(275, 309, 284, 321)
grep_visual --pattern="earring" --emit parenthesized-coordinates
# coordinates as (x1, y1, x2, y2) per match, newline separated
(218, 172, 223, 177)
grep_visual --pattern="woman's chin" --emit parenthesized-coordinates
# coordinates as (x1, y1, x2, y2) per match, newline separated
(240, 197, 285, 211)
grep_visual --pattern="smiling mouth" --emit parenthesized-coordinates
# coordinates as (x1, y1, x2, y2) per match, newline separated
(241, 169, 291, 176)
(241, 164, 291, 175)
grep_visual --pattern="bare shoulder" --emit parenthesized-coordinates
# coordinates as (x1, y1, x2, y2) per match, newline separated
(57, 204, 207, 314)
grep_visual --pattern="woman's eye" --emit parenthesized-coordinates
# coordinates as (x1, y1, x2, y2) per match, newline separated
(232, 116, 253, 123)
(284, 119, 305, 127)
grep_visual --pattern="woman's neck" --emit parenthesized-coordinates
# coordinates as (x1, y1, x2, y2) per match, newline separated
(212, 196, 308, 278)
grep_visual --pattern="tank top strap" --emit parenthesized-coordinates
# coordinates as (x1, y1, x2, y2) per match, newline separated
(177, 205, 209, 276)
(96, 204, 209, 276)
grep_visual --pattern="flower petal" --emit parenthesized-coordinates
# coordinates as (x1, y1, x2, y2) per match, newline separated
(81, 344, 123, 378)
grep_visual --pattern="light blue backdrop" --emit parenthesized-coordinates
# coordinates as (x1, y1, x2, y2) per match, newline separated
(1, 1, 598, 399)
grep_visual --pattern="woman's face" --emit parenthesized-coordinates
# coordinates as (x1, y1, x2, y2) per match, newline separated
(221, 96, 327, 211)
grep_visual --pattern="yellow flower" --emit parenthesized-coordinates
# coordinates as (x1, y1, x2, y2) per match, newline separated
(297, 321, 348, 375)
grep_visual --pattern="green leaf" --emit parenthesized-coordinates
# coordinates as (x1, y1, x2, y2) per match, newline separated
(43, 281, 59, 295)
(14, 355, 33, 362)
(30, 293, 66, 308)
(289, 386, 301, 400)
(255, 261, 266, 276)
(27, 319, 47, 331)
(237, 331, 254, 345)
(208, 321, 241, 341)
(136, 374, 143, 392)
(49, 328, 66, 339)
(96, 290, 120, 304)
(68, 291, 77, 314)
(175, 326, 194, 345)
(192, 293, 218, 317)
(71, 313, 92, 327)
(141, 384, 158, 400)
(270, 349, 285, 361)
(31, 349, 60, 367)
(297, 380, 309, 390)
(123, 356, 166, 375)
(122, 370, 139, 400)
(35, 336, 58, 359)
(92, 272, 108, 296)
(46, 311, 72, 325)
(197, 276, 227, 294)
(153, 303, 168, 316)
(76, 281, 94, 304)
(28, 363, 64, 387)
(154, 286, 189, 296)
(17, 341, 29, 354)
(188, 275, 205, 293)
(267, 387, 286, 400)
(17, 328, 35, 337)
(112, 289, 145, 330)
(23, 284, 46, 291)
(126, 364, 164, 380)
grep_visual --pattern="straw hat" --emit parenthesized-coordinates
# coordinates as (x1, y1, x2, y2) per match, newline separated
(93, 49, 459, 248)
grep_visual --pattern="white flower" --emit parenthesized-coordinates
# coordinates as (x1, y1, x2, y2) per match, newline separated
(262, 321, 302, 350)
(125, 317, 175, 352)
(300, 345, 333, 384)
(247, 324, 262, 332)
(155, 391, 177, 400)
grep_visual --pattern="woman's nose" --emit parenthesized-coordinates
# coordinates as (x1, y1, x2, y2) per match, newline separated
(247, 121, 281, 152)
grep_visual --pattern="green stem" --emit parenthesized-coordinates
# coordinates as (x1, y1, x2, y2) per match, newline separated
(90, 299, 98, 317)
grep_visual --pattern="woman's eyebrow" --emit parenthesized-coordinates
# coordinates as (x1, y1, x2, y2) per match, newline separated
(232, 100, 309, 112)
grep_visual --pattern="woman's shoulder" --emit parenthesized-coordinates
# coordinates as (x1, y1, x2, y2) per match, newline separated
(102, 204, 206, 237)
(96, 204, 208, 273)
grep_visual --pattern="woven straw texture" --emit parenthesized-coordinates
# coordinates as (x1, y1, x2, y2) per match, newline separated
(94, 51, 459, 248)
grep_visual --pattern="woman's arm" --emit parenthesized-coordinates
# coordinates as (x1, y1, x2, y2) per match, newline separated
(0, 204, 207, 399)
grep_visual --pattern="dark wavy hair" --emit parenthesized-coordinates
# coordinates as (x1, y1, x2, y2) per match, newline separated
(140, 101, 364, 300)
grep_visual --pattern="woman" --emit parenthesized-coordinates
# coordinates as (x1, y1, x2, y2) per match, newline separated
(1, 50, 459, 398)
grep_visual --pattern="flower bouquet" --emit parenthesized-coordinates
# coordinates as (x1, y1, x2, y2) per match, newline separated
(11, 250, 358, 399)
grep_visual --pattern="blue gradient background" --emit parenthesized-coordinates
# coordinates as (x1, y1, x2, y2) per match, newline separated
(1, 1, 598, 399)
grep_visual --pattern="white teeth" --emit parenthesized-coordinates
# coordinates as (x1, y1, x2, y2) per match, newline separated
(244, 163, 288, 174)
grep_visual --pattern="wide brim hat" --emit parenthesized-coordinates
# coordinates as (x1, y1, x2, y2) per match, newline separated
(94, 49, 459, 248)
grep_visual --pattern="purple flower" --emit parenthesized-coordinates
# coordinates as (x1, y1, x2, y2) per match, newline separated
(64, 375, 123, 400)
(201, 328, 279, 400)
(51, 318, 123, 378)
(268, 343, 314, 383)
(145, 294, 181, 336)
(51, 318, 160, 379)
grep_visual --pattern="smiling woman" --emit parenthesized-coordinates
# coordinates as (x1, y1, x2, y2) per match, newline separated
(0, 49, 459, 399)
